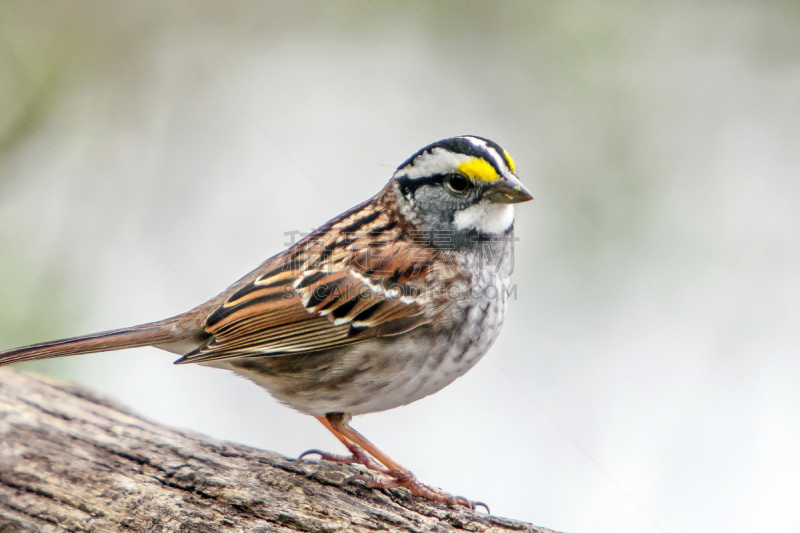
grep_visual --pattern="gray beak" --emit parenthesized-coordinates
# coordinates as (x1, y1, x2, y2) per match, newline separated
(484, 177, 533, 204)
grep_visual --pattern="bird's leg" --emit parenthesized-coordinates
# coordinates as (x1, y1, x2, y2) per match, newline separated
(298, 415, 390, 474)
(322, 413, 487, 512)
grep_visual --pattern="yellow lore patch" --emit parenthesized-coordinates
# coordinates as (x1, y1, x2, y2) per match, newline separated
(457, 157, 499, 182)
(503, 150, 516, 174)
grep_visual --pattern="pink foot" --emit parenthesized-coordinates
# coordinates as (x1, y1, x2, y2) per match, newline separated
(298, 447, 389, 474)
(352, 469, 490, 513)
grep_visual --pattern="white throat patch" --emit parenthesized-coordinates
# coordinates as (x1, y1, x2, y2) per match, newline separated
(453, 202, 514, 234)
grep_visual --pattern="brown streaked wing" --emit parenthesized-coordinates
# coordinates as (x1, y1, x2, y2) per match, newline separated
(176, 191, 440, 365)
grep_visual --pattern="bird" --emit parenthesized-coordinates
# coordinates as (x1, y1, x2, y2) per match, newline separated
(0, 135, 532, 510)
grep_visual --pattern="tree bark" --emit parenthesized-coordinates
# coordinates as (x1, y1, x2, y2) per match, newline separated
(0, 370, 558, 533)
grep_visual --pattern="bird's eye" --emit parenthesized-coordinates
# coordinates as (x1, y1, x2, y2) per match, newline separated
(445, 174, 470, 194)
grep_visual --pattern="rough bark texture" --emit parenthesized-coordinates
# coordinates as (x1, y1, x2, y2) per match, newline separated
(0, 370, 558, 533)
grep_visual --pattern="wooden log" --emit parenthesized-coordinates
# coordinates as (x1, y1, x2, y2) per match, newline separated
(0, 369, 558, 533)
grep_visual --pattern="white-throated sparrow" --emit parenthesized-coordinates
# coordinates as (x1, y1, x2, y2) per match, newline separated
(0, 136, 532, 509)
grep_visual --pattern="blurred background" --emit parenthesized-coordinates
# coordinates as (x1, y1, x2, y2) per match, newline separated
(2, 1, 800, 531)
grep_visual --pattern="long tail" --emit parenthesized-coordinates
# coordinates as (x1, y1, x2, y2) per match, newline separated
(0, 319, 193, 366)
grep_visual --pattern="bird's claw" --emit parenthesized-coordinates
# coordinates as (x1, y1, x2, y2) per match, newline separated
(297, 447, 389, 474)
(298, 449, 348, 462)
(298, 449, 488, 513)
(349, 469, 489, 513)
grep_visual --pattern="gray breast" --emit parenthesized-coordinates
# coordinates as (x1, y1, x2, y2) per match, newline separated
(223, 232, 514, 417)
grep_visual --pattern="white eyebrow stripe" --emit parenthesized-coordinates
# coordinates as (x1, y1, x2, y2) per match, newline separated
(485, 146, 506, 173)
(393, 147, 473, 180)
(459, 136, 510, 174)
(393, 136, 513, 180)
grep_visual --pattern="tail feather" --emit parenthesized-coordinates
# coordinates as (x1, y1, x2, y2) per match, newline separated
(0, 321, 189, 366)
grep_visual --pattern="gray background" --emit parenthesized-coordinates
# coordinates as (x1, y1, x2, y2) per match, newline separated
(2, 2, 800, 531)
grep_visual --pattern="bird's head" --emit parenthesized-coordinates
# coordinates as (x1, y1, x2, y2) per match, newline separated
(390, 135, 532, 239)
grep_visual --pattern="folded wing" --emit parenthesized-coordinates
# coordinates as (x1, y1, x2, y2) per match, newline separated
(177, 198, 445, 364)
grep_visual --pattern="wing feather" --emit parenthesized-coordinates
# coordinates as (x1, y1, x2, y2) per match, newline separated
(176, 192, 448, 365)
